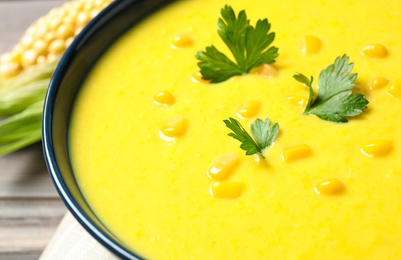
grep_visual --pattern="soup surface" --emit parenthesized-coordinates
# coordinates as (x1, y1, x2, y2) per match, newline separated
(70, 0, 401, 259)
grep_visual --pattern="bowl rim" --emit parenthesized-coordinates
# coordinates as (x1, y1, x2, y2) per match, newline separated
(42, 0, 174, 259)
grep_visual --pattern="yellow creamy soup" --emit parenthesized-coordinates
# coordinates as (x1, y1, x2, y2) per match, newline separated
(70, 0, 401, 259)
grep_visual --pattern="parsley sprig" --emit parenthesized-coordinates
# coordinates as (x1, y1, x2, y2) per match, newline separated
(196, 5, 279, 83)
(224, 117, 279, 158)
(294, 54, 369, 123)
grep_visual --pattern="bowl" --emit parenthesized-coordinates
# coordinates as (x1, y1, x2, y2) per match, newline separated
(42, 0, 174, 258)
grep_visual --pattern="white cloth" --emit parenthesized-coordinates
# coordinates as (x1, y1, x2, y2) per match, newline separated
(40, 212, 119, 260)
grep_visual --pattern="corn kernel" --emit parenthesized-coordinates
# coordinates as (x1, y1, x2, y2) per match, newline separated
(360, 139, 393, 157)
(49, 39, 66, 54)
(75, 27, 84, 36)
(44, 31, 57, 43)
(0, 62, 21, 79)
(57, 24, 74, 40)
(95, 0, 105, 7)
(300, 35, 322, 55)
(207, 154, 239, 181)
(76, 12, 90, 26)
(210, 182, 244, 199)
(287, 96, 307, 107)
(49, 17, 63, 31)
(32, 40, 48, 56)
(153, 90, 175, 106)
(236, 100, 261, 119)
(47, 53, 58, 62)
(251, 64, 278, 78)
(90, 9, 101, 19)
(387, 79, 401, 98)
(191, 71, 210, 84)
(369, 76, 389, 90)
(84, 1, 95, 11)
(282, 144, 313, 162)
(171, 34, 194, 48)
(71, 1, 84, 12)
(21, 50, 38, 67)
(63, 16, 76, 27)
(21, 35, 34, 48)
(65, 37, 75, 48)
(37, 55, 47, 65)
(360, 43, 388, 58)
(160, 116, 188, 138)
(11, 51, 22, 64)
(314, 178, 345, 195)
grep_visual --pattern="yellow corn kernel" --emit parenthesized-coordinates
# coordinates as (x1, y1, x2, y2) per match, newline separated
(47, 53, 59, 62)
(32, 40, 48, 56)
(360, 43, 388, 58)
(75, 26, 84, 37)
(21, 50, 38, 67)
(44, 31, 57, 43)
(282, 144, 313, 162)
(160, 116, 188, 138)
(314, 178, 345, 195)
(71, 1, 84, 12)
(207, 154, 239, 181)
(210, 182, 244, 199)
(171, 34, 194, 48)
(76, 12, 90, 27)
(287, 96, 307, 107)
(49, 17, 63, 31)
(368, 76, 389, 90)
(387, 79, 401, 98)
(251, 64, 278, 78)
(236, 100, 261, 119)
(191, 71, 210, 84)
(90, 9, 101, 19)
(49, 39, 66, 54)
(300, 35, 322, 55)
(57, 24, 75, 40)
(360, 139, 393, 157)
(65, 37, 75, 48)
(21, 35, 34, 48)
(37, 56, 47, 65)
(63, 15, 76, 27)
(153, 90, 175, 106)
(0, 62, 21, 79)
(83, 1, 95, 11)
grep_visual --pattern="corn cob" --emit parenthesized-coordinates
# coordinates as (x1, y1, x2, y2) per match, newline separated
(0, 0, 113, 79)
(0, 0, 113, 156)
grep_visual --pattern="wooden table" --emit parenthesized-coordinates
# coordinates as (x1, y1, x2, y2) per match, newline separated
(0, 1, 68, 259)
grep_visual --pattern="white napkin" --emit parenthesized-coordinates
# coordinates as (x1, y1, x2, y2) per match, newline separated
(40, 212, 120, 260)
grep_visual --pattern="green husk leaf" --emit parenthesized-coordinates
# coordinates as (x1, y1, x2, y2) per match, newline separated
(0, 56, 59, 116)
(0, 101, 43, 156)
(0, 55, 60, 156)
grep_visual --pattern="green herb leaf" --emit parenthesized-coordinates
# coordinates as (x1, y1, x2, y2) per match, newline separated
(196, 5, 279, 83)
(294, 54, 369, 123)
(251, 118, 279, 150)
(224, 117, 279, 158)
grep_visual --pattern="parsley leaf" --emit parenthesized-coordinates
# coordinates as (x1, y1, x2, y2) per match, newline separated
(294, 54, 369, 123)
(196, 5, 279, 83)
(224, 117, 279, 158)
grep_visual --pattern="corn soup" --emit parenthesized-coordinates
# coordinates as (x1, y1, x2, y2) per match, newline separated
(70, 0, 401, 259)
